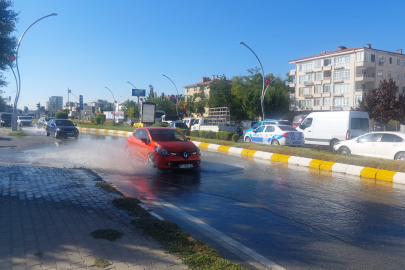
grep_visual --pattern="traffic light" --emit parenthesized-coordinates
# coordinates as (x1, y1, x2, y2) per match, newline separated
(161, 92, 164, 99)
(100, 104, 103, 107)
(36, 103, 40, 109)
(183, 107, 186, 111)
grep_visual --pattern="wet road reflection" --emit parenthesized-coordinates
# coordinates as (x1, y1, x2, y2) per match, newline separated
(13, 128, 405, 269)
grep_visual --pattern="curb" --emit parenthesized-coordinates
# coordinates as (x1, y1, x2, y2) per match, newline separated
(193, 141, 405, 184)
(77, 127, 405, 184)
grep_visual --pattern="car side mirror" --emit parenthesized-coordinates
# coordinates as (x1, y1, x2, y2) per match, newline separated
(140, 138, 148, 144)
(299, 124, 305, 130)
(253, 130, 257, 133)
(187, 137, 191, 141)
(74, 124, 77, 126)
(357, 138, 363, 143)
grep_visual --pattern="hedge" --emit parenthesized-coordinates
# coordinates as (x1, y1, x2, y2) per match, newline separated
(216, 131, 232, 141)
(191, 129, 235, 141)
(176, 128, 190, 136)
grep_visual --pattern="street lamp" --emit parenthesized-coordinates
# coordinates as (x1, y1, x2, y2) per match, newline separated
(127, 81, 141, 105)
(105, 86, 116, 122)
(239, 41, 269, 120)
(7, 13, 57, 131)
(162, 74, 179, 115)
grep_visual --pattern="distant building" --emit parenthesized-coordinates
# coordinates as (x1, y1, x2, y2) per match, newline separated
(46, 96, 63, 111)
(289, 44, 405, 111)
(184, 75, 228, 102)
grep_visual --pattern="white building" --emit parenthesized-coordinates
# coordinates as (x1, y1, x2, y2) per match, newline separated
(289, 44, 405, 111)
(46, 96, 63, 111)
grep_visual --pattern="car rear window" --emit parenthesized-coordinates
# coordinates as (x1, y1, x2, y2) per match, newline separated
(381, 134, 403, 142)
(351, 118, 369, 131)
(278, 126, 298, 131)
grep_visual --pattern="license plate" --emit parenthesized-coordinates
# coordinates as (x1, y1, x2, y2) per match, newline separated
(179, 164, 193, 169)
(293, 141, 302, 145)
(66, 133, 73, 136)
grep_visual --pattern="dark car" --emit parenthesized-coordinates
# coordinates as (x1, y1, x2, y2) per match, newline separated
(0, 113, 12, 126)
(37, 117, 55, 129)
(45, 119, 79, 139)
(171, 122, 190, 130)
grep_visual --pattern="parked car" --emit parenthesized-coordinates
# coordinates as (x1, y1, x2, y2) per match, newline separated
(244, 124, 304, 146)
(183, 118, 196, 129)
(334, 132, 405, 160)
(17, 116, 32, 126)
(292, 114, 307, 128)
(124, 118, 137, 126)
(297, 111, 370, 148)
(126, 127, 201, 169)
(45, 119, 79, 139)
(0, 113, 12, 126)
(168, 121, 190, 130)
(241, 120, 258, 135)
(374, 123, 383, 131)
(244, 119, 290, 135)
(37, 117, 55, 129)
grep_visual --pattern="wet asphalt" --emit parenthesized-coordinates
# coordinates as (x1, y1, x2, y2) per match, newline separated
(8, 126, 405, 270)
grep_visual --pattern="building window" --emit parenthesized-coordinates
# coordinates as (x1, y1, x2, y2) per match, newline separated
(299, 99, 312, 108)
(389, 57, 392, 64)
(388, 71, 392, 78)
(333, 97, 349, 107)
(396, 72, 400, 79)
(357, 52, 376, 62)
(403, 87, 405, 94)
(323, 84, 331, 93)
(299, 74, 313, 83)
(323, 58, 331, 66)
(334, 55, 350, 67)
(379, 56, 384, 65)
(315, 72, 322, 80)
(333, 69, 350, 80)
(316, 85, 322, 93)
(378, 70, 383, 77)
(397, 58, 401, 65)
(403, 73, 405, 80)
(323, 97, 330, 106)
(333, 83, 350, 94)
(356, 53, 364, 62)
(314, 98, 322, 106)
(299, 61, 313, 71)
(302, 87, 311, 95)
(315, 59, 322, 67)
(354, 96, 362, 107)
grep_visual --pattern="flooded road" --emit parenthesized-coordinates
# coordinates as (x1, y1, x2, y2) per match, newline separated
(10, 127, 405, 269)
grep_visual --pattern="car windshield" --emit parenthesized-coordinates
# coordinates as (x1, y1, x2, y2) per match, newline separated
(55, 120, 74, 126)
(18, 117, 31, 120)
(1, 114, 11, 120)
(149, 129, 187, 141)
(175, 123, 188, 129)
(278, 125, 298, 131)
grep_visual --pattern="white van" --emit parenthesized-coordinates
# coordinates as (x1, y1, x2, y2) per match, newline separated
(183, 117, 196, 129)
(297, 111, 370, 147)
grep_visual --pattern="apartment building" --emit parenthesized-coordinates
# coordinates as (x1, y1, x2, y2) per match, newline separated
(45, 96, 63, 111)
(184, 75, 228, 101)
(289, 44, 405, 111)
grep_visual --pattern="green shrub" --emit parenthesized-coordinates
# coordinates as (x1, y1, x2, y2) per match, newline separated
(55, 111, 68, 119)
(190, 130, 200, 137)
(176, 128, 190, 136)
(153, 122, 169, 127)
(216, 131, 232, 141)
(95, 114, 106, 124)
(206, 131, 216, 139)
(199, 130, 207, 138)
(232, 134, 240, 142)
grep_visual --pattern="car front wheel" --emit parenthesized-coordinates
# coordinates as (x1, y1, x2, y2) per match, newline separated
(244, 136, 251, 143)
(271, 139, 280, 145)
(338, 146, 351, 155)
(147, 153, 157, 168)
(395, 152, 405, 161)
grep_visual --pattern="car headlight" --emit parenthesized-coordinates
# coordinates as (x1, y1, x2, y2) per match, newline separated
(156, 146, 170, 156)
(191, 146, 201, 155)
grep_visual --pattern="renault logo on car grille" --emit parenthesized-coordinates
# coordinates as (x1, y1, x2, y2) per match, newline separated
(183, 152, 188, 159)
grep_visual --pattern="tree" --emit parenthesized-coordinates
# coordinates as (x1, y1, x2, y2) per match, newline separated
(356, 78, 404, 130)
(0, 1, 19, 88)
(55, 111, 68, 119)
(145, 95, 177, 115)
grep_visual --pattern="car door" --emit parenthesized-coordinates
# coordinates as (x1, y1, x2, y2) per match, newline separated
(299, 118, 313, 143)
(352, 133, 381, 157)
(375, 133, 403, 159)
(128, 129, 143, 157)
(251, 126, 265, 143)
(138, 129, 151, 159)
(263, 125, 275, 144)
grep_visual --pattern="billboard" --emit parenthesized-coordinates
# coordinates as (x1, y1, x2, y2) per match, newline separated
(141, 102, 156, 124)
(132, 89, 146, 97)
(107, 111, 125, 119)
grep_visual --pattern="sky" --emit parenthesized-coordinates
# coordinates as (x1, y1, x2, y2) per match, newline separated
(3, 0, 405, 110)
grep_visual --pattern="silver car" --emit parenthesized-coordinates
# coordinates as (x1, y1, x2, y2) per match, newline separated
(37, 117, 55, 129)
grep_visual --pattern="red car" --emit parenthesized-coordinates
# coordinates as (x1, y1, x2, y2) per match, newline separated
(126, 127, 201, 169)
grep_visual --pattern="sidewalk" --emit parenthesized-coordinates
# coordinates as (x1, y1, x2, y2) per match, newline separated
(0, 128, 187, 270)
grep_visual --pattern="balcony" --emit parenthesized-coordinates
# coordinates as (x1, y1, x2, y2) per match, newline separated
(333, 93, 345, 97)
(355, 73, 375, 82)
(332, 106, 344, 111)
(290, 70, 296, 76)
(356, 61, 375, 68)
(321, 106, 331, 110)
(355, 88, 365, 92)
(323, 65, 332, 71)
(289, 82, 295, 88)
(323, 92, 331, 97)
(304, 94, 313, 98)
(304, 69, 314, 74)
(303, 81, 314, 86)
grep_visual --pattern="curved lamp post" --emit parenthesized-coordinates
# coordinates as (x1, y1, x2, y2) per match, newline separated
(105, 86, 116, 122)
(127, 81, 140, 104)
(162, 74, 179, 115)
(239, 41, 269, 120)
(8, 13, 57, 131)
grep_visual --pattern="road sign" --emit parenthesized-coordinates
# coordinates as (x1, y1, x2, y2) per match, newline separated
(179, 111, 183, 115)
(132, 89, 146, 97)
(265, 78, 271, 85)
(186, 110, 190, 114)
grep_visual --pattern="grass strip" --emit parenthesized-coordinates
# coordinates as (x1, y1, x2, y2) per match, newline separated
(8, 131, 27, 137)
(90, 229, 124, 241)
(132, 217, 247, 270)
(112, 197, 150, 218)
(95, 181, 123, 195)
(93, 259, 111, 268)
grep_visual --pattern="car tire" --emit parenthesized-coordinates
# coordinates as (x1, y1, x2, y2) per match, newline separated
(395, 152, 405, 161)
(147, 153, 157, 168)
(37, 124, 39, 129)
(271, 139, 280, 145)
(338, 146, 351, 155)
(330, 139, 339, 148)
(54, 131, 59, 139)
(46, 131, 50, 136)
(244, 136, 251, 143)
